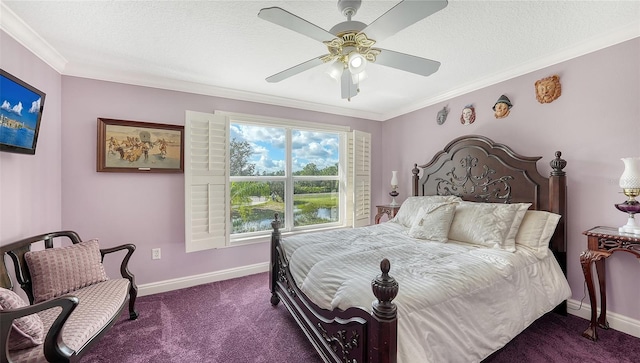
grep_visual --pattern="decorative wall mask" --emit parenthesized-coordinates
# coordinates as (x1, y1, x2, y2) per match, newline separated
(535, 75, 562, 104)
(436, 106, 449, 125)
(460, 104, 476, 125)
(493, 95, 512, 119)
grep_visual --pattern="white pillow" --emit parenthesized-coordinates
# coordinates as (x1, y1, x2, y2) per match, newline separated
(392, 195, 462, 228)
(407, 202, 458, 242)
(448, 201, 531, 251)
(515, 210, 561, 258)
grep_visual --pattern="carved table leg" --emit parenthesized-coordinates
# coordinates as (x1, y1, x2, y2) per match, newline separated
(375, 210, 390, 224)
(579, 250, 611, 341)
(595, 258, 610, 330)
(375, 212, 384, 224)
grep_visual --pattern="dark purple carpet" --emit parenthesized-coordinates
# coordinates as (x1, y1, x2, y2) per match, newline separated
(80, 272, 639, 363)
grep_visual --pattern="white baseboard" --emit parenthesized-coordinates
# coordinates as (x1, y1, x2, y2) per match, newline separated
(137, 262, 269, 297)
(567, 298, 640, 338)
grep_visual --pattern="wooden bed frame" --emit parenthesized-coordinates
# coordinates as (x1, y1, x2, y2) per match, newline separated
(269, 135, 567, 363)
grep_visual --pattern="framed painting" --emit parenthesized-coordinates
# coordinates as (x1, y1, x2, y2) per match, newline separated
(97, 118, 184, 173)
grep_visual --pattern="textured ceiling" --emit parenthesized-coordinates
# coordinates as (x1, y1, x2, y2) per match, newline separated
(2, 1, 639, 121)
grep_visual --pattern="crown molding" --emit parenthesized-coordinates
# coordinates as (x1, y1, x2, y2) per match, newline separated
(62, 63, 384, 121)
(0, 1, 67, 72)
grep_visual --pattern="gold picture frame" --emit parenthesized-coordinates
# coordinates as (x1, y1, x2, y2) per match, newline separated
(96, 118, 184, 173)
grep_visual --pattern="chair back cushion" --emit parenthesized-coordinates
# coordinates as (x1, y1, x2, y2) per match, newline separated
(25, 239, 108, 303)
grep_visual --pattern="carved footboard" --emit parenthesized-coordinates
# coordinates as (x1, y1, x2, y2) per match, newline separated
(269, 214, 399, 363)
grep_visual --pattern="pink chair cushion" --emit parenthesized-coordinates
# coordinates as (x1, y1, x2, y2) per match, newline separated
(25, 239, 108, 303)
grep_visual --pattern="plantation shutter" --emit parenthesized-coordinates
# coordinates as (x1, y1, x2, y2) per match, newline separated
(344, 133, 354, 227)
(184, 111, 228, 252)
(351, 130, 371, 227)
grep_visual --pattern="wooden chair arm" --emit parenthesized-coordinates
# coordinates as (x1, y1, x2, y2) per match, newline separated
(100, 244, 139, 320)
(100, 244, 136, 281)
(1, 295, 79, 363)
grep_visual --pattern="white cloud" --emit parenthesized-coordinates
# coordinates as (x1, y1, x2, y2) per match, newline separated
(1, 100, 23, 116)
(255, 157, 284, 174)
(28, 98, 41, 113)
(234, 124, 285, 147)
(11, 101, 23, 116)
(291, 130, 339, 171)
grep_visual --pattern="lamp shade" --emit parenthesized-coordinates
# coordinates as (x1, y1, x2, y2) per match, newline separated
(326, 60, 344, 81)
(619, 157, 640, 189)
(348, 52, 367, 75)
(390, 171, 398, 187)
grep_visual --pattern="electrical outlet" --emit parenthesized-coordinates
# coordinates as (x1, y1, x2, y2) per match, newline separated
(152, 248, 161, 260)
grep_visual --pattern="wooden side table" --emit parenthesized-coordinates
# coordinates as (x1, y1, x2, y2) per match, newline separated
(580, 226, 640, 341)
(375, 205, 400, 224)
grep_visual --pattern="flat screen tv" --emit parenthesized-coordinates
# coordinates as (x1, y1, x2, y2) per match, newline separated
(0, 69, 46, 155)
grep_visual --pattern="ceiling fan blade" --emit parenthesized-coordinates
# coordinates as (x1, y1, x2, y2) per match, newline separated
(362, 0, 448, 42)
(375, 49, 440, 77)
(265, 57, 326, 83)
(258, 7, 334, 43)
(341, 71, 358, 100)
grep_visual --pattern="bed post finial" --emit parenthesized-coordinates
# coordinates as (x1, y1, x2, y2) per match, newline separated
(548, 151, 568, 293)
(371, 259, 398, 362)
(550, 151, 567, 176)
(271, 213, 281, 231)
(412, 164, 420, 197)
(371, 258, 399, 321)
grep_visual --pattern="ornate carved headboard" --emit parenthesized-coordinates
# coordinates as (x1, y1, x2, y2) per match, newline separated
(411, 135, 568, 278)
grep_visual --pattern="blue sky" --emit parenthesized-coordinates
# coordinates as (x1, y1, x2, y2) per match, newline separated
(230, 123, 339, 174)
(0, 74, 44, 128)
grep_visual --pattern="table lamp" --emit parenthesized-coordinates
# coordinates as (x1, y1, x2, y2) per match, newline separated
(389, 171, 399, 206)
(615, 157, 640, 235)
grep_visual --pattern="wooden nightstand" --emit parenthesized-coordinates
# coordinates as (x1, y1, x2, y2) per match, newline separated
(375, 204, 400, 224)
(580, 226, 640, 341)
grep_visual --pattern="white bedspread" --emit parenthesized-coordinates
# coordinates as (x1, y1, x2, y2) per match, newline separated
(281, 222, 571, 363)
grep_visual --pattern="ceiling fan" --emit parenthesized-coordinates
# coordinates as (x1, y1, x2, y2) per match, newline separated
(258, 0, 448, 101)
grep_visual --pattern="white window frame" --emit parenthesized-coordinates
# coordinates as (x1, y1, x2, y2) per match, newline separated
(185, 110, 370, 252)
(228, 114, 348, 241)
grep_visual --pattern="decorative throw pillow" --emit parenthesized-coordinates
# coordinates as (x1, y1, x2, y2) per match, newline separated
(407, 202, 458, 242)
(392, 195, 462, 228)
(448, 202, 531, 251)
(515, 210, 561, 258)
(0, 287, 45, 350)
(25, 239, 108, 303)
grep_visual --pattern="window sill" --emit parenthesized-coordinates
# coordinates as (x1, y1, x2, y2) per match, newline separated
(229, 224, 351, 247)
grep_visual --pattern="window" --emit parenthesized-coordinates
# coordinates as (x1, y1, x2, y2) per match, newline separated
(184, 111, 370, 252)
(230, 124, 342, 237)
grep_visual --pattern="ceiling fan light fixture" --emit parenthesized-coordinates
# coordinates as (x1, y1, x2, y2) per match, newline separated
(348, 52, 367, 74)
(326, 60, 345, 81)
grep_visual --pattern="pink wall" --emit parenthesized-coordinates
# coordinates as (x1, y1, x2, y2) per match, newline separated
(382, 38, 640, 321)
(0, 31, 62, 243)
(60, 77, 383, 284)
